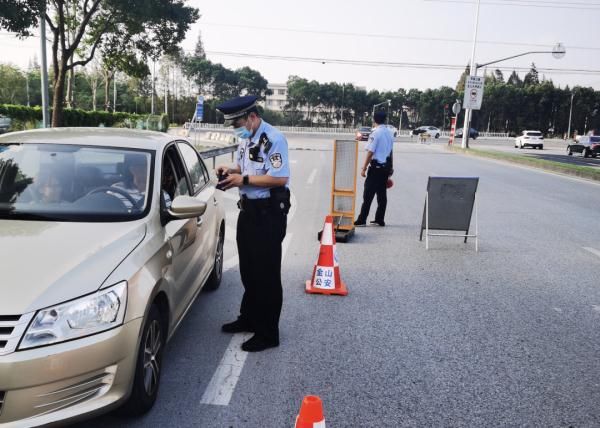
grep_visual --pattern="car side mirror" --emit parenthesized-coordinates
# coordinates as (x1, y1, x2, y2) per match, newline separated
(168, 195, 207, 219)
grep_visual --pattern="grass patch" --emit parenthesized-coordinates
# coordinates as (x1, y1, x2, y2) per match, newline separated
(448, 146, 600, 182)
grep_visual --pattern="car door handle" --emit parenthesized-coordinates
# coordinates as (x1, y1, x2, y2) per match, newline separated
(213, 197, 218, 206)
(197, 217, 203, 227)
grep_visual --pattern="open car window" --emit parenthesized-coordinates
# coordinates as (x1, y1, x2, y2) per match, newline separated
(0, 143, 154, 222)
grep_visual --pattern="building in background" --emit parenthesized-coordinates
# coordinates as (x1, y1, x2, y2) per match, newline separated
(264, 83, 288, 112)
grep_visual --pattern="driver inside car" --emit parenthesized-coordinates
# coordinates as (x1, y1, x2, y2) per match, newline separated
(113, 153, 149, 204)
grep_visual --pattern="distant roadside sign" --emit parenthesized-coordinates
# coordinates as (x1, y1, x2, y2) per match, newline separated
(463, 76, 484, 110)
(452, 101, 461, 115)
(196, 96, 204, 121)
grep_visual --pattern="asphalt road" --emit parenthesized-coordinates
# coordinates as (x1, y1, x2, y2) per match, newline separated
(77, 135, 600, 427)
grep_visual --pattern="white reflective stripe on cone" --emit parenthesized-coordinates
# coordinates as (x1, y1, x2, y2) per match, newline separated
(321, 222, 333, 246)
(315, 420, 326, 428)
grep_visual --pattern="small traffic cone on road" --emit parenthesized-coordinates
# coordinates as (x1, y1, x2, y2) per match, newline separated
(305, 216, 348, 296)
(295, 395, 326, 428)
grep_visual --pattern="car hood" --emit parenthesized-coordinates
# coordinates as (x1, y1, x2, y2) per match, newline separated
(0, 220, 146, 315)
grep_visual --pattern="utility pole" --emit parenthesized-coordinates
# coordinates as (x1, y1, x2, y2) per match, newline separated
(39, 9, 50, 128)
(151, 60, 156, 115)
(461, 0, 481, 149)
(113, 72, 117, 112)
(567, 92, 574, 139)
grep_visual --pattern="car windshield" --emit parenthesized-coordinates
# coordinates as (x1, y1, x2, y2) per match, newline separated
(360, 127, 371, 132)
(0, 143, 154, 222)
(527, 131, 542, 136)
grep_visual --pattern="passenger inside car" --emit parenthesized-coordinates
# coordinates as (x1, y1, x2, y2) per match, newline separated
(23, 165, 72, 204)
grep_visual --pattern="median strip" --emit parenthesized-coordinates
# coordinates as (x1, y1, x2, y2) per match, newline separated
(448, 146, 600, 182)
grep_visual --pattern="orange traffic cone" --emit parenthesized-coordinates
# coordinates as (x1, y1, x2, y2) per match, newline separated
(295, 395, 326, 428)
(305, 216, 348, 296)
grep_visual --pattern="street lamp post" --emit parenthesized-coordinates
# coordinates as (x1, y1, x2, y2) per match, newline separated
(461, 0, 482, 149)
(461, 42, 566, 148)
(372, 99, 391, 122)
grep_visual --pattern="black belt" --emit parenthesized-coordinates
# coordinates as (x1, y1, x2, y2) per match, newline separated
(370, 160, 389, 169)
(238, 187, 290, 213)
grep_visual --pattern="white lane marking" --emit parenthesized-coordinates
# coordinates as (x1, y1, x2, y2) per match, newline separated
(225, 225, 237, 241)
(201, 232, 294, 406)
(199, 332, 253, 406)
(307, 168, 318, 185)
(223, 256, 238, 272)
(583, 247, 600, 259)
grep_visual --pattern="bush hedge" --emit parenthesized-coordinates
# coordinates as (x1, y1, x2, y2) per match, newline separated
(0, 105, 169, 132)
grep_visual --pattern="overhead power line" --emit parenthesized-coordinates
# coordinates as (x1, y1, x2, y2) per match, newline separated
(423, 0, 600, 10)
(205, 50, 600, 76)
(199, 23, 599, 52)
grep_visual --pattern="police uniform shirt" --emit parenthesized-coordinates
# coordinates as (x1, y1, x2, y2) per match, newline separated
(236, 120, 290, 199)
(366, 125, 394, 163)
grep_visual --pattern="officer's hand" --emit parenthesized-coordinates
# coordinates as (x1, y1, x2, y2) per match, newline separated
(216, 165, 229, 176)
(361, 167, 367, 178)
(220, 173, 243, 190)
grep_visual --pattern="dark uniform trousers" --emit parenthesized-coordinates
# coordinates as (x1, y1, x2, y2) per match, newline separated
(236, 196, 288, 342)
(356, 161, 390, 224)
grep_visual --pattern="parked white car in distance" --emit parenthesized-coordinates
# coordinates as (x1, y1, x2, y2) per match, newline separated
(515, 130, 544, 149)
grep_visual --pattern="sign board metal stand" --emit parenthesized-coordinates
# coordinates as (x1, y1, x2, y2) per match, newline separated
(419, 176, 479, 251)
(318, 139, 359, 243)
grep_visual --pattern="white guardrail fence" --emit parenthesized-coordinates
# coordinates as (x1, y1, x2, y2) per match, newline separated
(184, 122, 509, 139)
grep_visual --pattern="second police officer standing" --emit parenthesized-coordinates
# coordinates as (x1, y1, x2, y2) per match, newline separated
(354, 110, 394, 227)
(216, 95, 291, 352)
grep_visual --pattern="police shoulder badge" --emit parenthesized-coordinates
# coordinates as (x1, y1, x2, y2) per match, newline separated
(269, 153, 283, 169)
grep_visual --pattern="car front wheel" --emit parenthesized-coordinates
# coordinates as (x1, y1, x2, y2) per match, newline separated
(204, 226, 224, 291)
(119, 304, 165, 416)
(567, 146, 572, 155)
(583, 148, 589, 158)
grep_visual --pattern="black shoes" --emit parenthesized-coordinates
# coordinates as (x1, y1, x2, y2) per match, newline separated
(221, 319, 254, 333)
(355, 219, 385, 227)
(241, 334, 279, 352)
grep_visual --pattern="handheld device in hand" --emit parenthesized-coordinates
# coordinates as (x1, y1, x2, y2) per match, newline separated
(216, 172, 228, 191)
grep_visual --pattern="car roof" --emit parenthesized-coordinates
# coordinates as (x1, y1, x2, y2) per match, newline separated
(0, 127, 181, 151)
(523, 130, 541, 133)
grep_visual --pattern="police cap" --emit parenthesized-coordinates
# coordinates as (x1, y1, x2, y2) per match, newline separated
(216, 95, 259, 126)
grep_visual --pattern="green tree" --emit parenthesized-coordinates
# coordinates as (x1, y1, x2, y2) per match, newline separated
(524, 63, 540, 86)
(0, 0, 199, 126)
(507, 71, 522, 87)
(0, 64, 27, 105)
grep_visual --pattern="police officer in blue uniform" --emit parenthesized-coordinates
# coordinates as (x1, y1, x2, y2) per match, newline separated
(354, 110, 394, 227)
(216, 95, 291, 352)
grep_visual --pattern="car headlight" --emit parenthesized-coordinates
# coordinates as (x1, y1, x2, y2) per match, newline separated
(19, 281, 127, 350)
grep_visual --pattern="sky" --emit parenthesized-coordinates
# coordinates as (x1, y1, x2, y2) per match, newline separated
(1, 0, 599, 91)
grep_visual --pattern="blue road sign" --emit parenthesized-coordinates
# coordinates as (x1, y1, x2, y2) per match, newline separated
(196, 96, 204, 120)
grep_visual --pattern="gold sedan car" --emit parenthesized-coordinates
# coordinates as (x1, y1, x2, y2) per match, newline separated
(0, 128, 225, 426)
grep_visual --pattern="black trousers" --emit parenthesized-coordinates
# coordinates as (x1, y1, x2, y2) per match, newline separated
(236, 203, 287, 342)
(356, 166, 389, 223)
